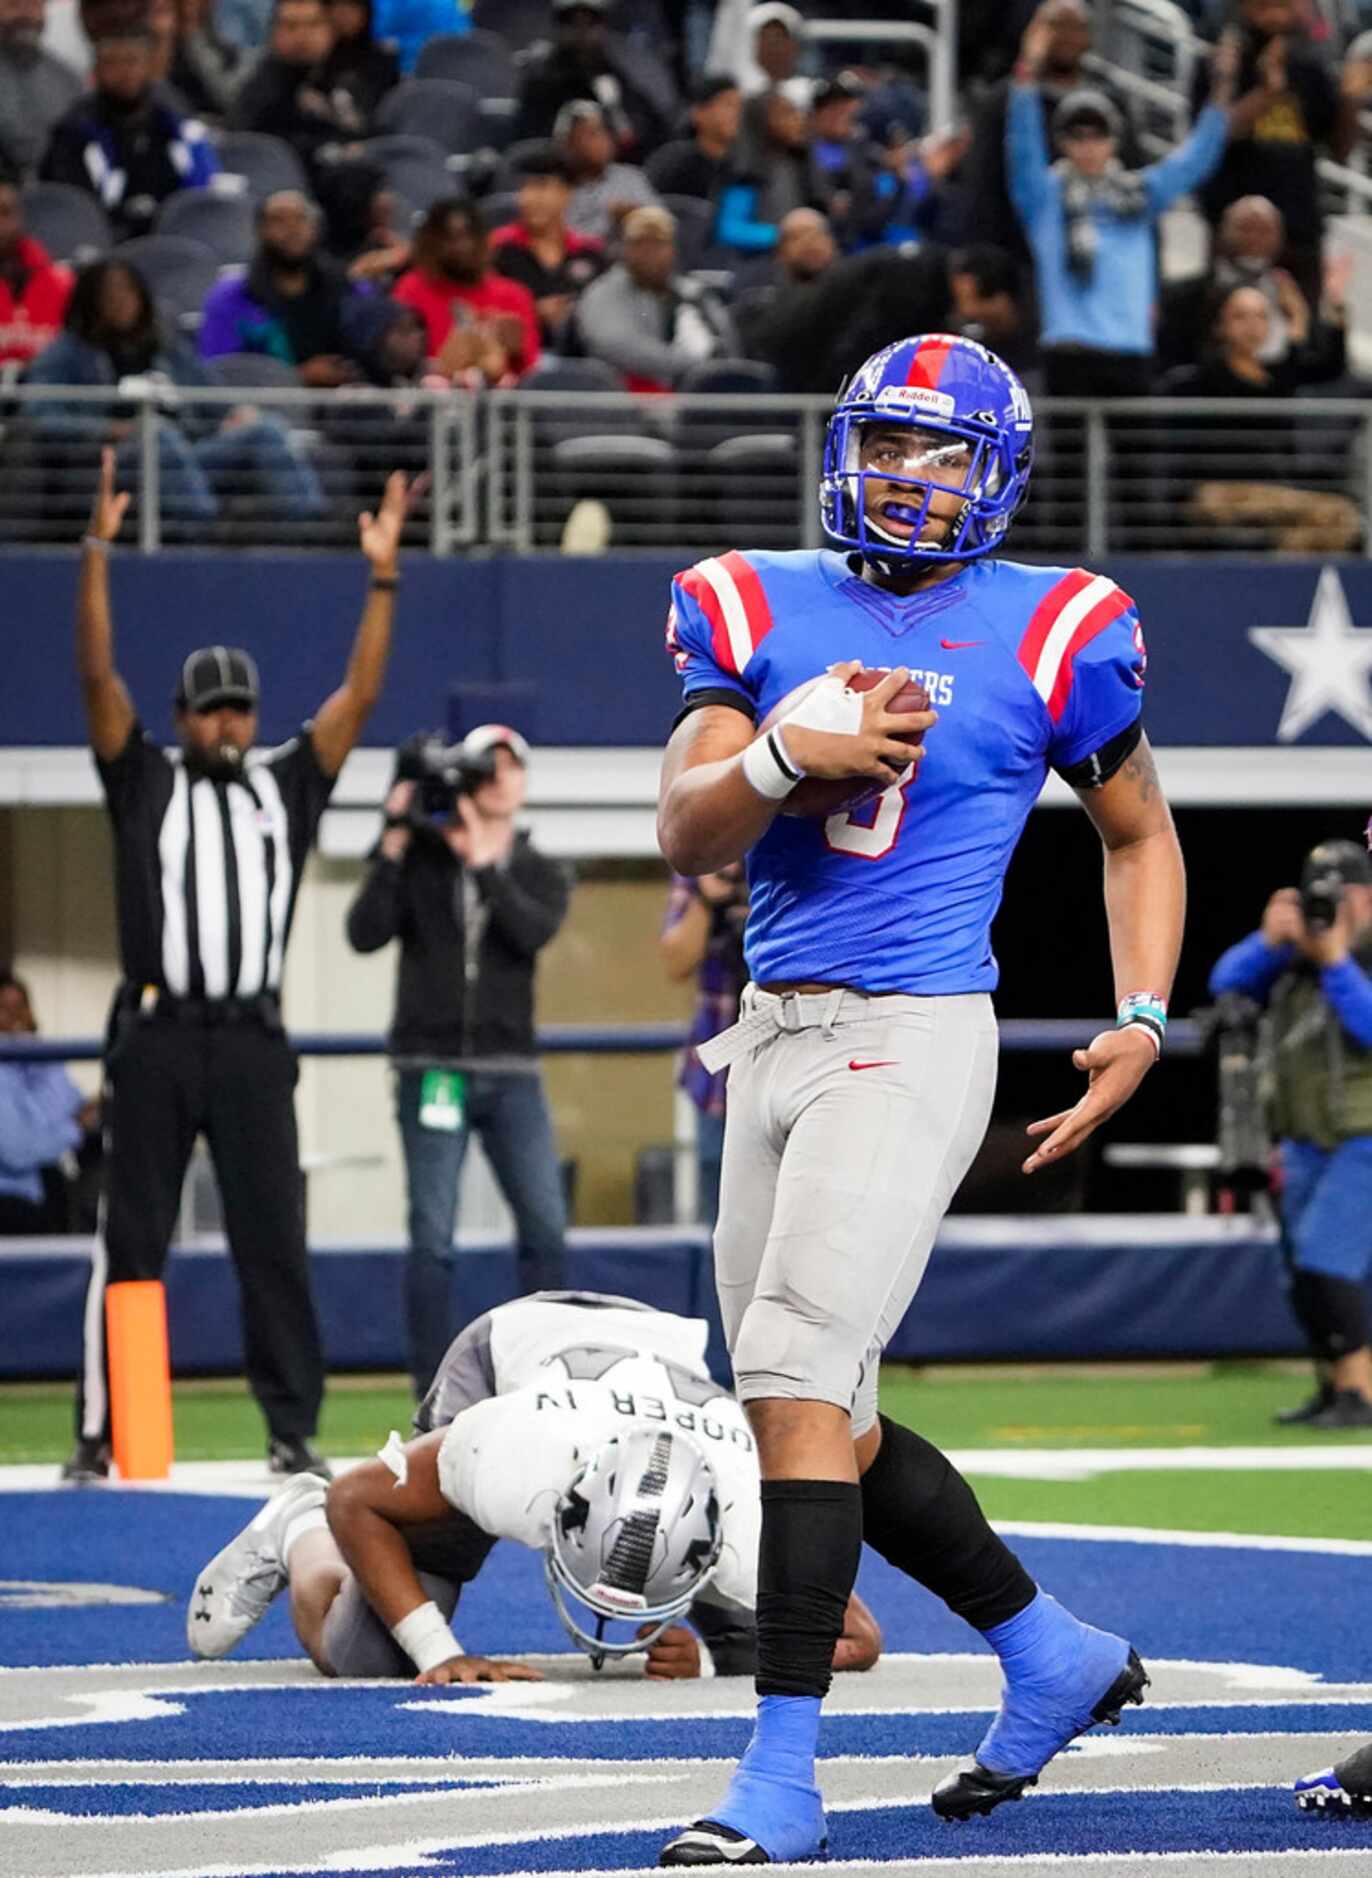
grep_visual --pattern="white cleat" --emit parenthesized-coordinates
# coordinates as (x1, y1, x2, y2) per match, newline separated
(186, 1473, 326, 1659)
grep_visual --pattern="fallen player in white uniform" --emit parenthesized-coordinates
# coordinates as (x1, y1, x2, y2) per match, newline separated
(188, 1291, 882, 1682)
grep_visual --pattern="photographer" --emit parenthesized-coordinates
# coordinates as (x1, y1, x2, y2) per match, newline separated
(659, 866, 749, 1226)
(1209, 839, 1372, 1430)
(346, 726, 569, 1397)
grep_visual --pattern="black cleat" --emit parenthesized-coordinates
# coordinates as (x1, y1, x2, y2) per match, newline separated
(660, 1820, 825, 1866)
(1274, 1384, 1336, 1426)
(932, 1649, 1150, 1823)
(1306, 1391, 1372, 1431)
(267, 1437, 331, 1478)
(60, 1438, 111, 1484)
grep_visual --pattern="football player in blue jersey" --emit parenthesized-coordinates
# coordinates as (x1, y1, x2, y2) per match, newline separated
(654, 334, 1185, 1866)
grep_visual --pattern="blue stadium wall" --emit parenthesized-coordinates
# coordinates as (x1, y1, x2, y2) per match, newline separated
(4, 551, 1368, 750)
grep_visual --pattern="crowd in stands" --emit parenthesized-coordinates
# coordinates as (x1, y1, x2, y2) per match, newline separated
(0, 0, 1369, 547)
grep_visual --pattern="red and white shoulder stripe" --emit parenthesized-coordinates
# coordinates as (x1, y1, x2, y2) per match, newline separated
(676, 551, 775, 678)
(1016, 568, 1135, 723)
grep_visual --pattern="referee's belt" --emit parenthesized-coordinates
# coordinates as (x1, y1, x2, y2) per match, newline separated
(119, 987, 282, 1028)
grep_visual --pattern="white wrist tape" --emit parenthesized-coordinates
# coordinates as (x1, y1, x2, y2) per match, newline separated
(741, 725, 803, 800)
(783, 673, 864, 738)
(390, 1600, 462, 1673)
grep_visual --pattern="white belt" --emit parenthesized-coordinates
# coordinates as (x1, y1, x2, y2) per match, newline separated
(697, 984, 894, 1074)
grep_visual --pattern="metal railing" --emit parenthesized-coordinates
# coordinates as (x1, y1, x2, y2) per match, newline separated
(2, 383, 1370, 557)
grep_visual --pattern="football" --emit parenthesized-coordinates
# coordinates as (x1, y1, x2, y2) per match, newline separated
(757, 669, 931, 819)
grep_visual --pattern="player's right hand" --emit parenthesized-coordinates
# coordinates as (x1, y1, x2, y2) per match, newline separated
(782, 665, 936, 785)
(1260, 887, 1302, 947)
(89, 446, 131, 543)
(414, 1654, 544, 1685)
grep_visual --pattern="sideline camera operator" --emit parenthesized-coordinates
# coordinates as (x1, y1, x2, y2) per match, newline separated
(346, 726, 569, 1397)
(1209, 838, 1372, 1430)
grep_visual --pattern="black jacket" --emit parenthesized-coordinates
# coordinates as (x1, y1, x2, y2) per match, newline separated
(346, 827, 569, 1061)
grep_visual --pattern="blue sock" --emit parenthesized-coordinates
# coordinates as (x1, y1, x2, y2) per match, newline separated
(739, 1693, 822, 1787)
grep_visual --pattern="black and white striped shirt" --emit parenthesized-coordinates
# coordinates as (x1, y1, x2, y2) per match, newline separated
(97, 721, 335, 999)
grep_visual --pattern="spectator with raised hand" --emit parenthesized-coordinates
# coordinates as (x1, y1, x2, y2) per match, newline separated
(807, 71, 969, 250)
(645, 72, 742, 205)
(573, 202, 736, 392)
(0, 165, 72, 369)
(0, 0, 82, 180)
(1160, 272, 1359, 554)
(315, 0, 397, 124)
(512, 0, 672, 158)
(488, 143, 606, 350)
(394, 197, 540, 385)
(39, 19, 218, 241)
(1008, 17, 1237, 397)
(25, 258, 326, 526)
(555, 98, 657, 242)
(1192, 0, 1359, 308)
(964, 0, 1141, 260)
(199, 189, 361, 385)
(0, 968, 97, 1237)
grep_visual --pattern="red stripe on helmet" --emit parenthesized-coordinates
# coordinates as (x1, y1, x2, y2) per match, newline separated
(1045, 586, 1134, 724)
(1016, 567, 1096, 682)
(904, 336, 955, 391)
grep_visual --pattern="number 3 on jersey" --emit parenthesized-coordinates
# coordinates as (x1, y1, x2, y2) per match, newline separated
(824, 776, 911, 860)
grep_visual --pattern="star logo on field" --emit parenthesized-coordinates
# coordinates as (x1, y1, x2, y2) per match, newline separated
(1249, 567, 1372, 742)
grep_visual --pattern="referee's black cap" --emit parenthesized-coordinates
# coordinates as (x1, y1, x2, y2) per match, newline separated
(176, 646, 261, 713)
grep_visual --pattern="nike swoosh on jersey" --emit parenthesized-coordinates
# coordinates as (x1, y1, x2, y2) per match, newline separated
(939, 638, 985, 649)
(848, 1059, 898, 1071)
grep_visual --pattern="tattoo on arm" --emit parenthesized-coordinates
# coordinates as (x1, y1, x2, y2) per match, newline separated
(1119, 741, 1159, 805)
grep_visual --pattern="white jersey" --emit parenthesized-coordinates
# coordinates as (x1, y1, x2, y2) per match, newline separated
(432, 1298, 760, 1612)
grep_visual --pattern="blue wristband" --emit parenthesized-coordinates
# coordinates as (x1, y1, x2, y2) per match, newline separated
(1117, 992, 1167, 1055)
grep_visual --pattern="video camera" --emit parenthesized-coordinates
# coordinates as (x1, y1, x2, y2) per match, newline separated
(1192, 993, 1268, 1193)
(395, 733, 497, 825)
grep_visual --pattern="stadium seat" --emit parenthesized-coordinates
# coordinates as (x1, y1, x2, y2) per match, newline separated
(19, 182, 111, 265)
(415, 27, 517, 95)
(155, 189, 256, 265)
(206, 351, 301, 389)
(115, 235, 222, 331)
(677, 359, 778, 396)
(215, 132, 309, 201)
(358, 137, 462, 212)
(674, 358, 795, 549)
(469, 0, 548, 45)
(659, 194, 716, 273)
(374, 78, 483, 157)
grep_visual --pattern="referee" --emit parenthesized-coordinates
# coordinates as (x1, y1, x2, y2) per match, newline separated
(63, 450, 414, 1484)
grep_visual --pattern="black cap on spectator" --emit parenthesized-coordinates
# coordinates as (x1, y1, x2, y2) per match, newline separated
(1052, 88, 1122, 139)
(176, 647, 261, 713)
(1303, 839, 1372, 891)
(813, 71, 865, 111)
(511, 141, 574, 182)
(689, 72, 740, 106)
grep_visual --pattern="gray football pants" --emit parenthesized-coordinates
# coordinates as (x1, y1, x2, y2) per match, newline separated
(710, 985, 998, 1435)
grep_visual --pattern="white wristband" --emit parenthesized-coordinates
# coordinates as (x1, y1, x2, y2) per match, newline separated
(741, 726, 803, 801)
(390, 1599, 462, 1673)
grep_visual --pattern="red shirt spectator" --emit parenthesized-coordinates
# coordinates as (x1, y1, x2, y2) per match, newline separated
(0, 174, 71, 368)
(393, 196, 540, 383)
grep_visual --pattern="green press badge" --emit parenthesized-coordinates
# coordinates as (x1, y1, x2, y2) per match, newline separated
(419, 1069, 465, 1132)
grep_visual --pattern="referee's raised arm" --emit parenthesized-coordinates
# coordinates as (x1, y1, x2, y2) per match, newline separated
(310, 471, 420, 779)
(76, 447, 136, 763)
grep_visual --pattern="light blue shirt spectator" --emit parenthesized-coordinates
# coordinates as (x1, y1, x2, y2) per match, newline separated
(370, 0, 466, 74)
(1007, 81, 1229, 355)
(0, 972, 86, 1210)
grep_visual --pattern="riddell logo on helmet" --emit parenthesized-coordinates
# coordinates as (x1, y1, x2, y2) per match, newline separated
(875, 384, 956, 419)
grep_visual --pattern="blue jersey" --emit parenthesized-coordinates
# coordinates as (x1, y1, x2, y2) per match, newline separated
(666, 549, 1146, 994)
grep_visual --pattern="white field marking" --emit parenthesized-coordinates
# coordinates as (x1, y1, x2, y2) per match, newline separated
(947, 1445, 1372, 1480)
(992, 1520, 1372, 1556)
(0, 1768, 677, 1829)
(0, 1692, 185, 1732)
(40, 1785, 1328, 1878)
(0, 1459, 373, 1496)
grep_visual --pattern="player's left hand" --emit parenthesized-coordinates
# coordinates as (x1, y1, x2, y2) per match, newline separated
(1023, 1026, 1157, 1175)
(415, 1654, 544, 1684)
(640, 1624, 703, 1679)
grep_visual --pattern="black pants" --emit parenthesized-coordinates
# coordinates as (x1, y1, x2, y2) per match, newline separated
(77, 1011, 324, 1446)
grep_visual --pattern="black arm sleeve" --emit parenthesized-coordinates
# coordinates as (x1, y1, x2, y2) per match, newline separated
(672, 688, 758, 731)
(1053, 716, 1143, 790)
(471, 845, 570, 958)
(345, 854, 404, 952)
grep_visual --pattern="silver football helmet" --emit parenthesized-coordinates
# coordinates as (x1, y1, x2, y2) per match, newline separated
(545, 1427, 723, 1669)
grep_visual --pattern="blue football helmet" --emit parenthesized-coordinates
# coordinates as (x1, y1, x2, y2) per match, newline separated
(820, 334, 1035, 567)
